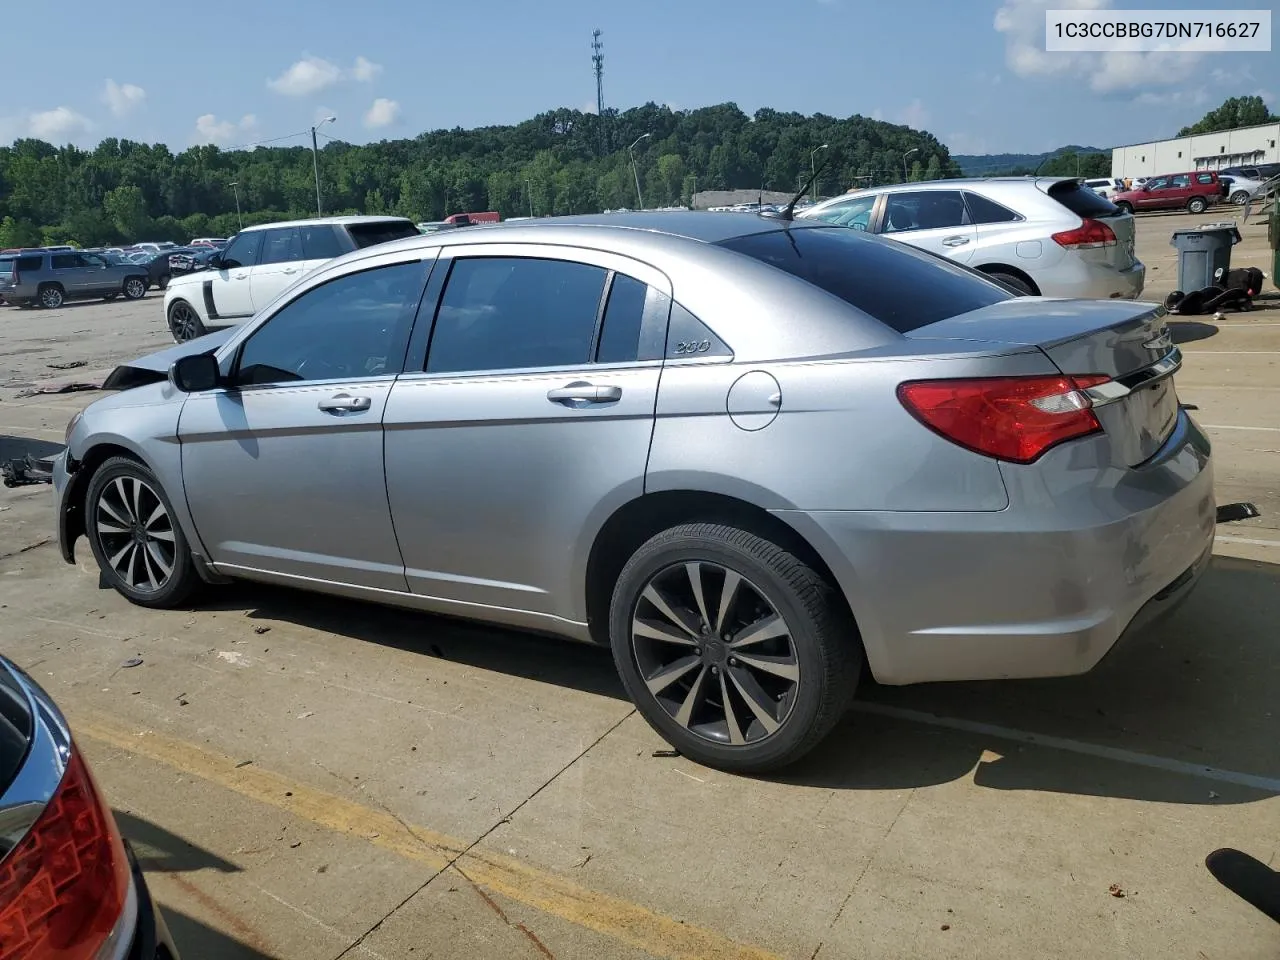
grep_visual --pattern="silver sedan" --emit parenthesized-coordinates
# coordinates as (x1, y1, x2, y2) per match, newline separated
(52, 213, 1214, 772)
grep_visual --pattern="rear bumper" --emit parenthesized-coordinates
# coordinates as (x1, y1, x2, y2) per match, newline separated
(779, 410, 1215, 685)
(1040, 257, 1146, 300)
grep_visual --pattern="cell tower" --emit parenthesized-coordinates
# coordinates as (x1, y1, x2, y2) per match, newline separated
(592, 29, 605, 117)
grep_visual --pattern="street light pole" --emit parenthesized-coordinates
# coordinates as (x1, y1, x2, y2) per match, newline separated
(311, 116, 336, 217)
(229, 181, 243, 230)
(628, 133, 650, 210)
(903, 147, 919, 183)
(810, 143, 829, 203)
(525, 179, 534, 218)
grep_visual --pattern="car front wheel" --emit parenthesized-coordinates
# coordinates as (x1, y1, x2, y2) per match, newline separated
(609, 522, 861, 773)
(1230, 190, 1250, 205)
(167, 299, 207, 343)
(84, 456, 198, 608)
(1114, 201, 1133, 215)
(123, 277, 147, 300)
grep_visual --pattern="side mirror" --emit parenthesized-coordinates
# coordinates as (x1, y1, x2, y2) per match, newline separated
(208, 254, 224, 269)
(170, 353, 220, 393)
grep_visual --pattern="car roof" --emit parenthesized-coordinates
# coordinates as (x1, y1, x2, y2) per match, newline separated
(240, 214, 414, 233)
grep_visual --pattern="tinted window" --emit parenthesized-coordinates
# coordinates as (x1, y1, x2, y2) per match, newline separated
(51, 254, 77, 269)
(718, 227, 1011, 335)
(259, 228, 303, 265)
(595, 273, 648, 364)
(79, 253, 108, 269)
(15, 256, 42, 271)
(428, 257, 607, 374)
(1195, 173, 1215, 184)
(301, 224, 345, 260)
(1046, 180, 1119, 217)
(1146, 177, 1170, 191)
(881, 191, 969, 233)
(235, 261, 426, 386)
(807, 194, 876, 231)
(346, 220, 421, 250)
(0, 259, 12, 276)
(963, 192, 1022, 224)
(1171, 175, 1191, 188)
(220, 231, 262, 269)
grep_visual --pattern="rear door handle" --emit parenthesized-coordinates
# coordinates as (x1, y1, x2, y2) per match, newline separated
(547, 381, 623, 405)
(942, 236, 970, 247)
(317, 394, 372, 413)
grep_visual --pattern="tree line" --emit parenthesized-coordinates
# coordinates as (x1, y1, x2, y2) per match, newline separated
(0, 102, 961, 248)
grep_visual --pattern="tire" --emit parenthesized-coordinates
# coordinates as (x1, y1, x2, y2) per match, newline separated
(1187, 196, 1208, 214)
(167, 299, 206, 343)
(123, 276, 147, 300)
(157, 275, 169, 291)
(609, 522, 861, 773)
(1230, 190, 1250, 205)
(984, 269, 1036, 296)
(84, 456, 198, 609)
(37, 284, 64, 309)
(1114, 201, 1133, 215)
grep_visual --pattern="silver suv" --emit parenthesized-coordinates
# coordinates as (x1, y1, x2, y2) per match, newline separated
(0, 250, 151, 308)
(798, 177, 1145, 299)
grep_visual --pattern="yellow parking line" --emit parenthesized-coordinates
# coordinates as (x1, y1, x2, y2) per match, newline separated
(74, 711, 782, 960)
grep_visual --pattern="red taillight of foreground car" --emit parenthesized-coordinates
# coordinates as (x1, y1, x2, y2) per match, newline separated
(897, 375, 1111, 464)
(1051, 218, 1117, 250)
(0, 748, 131, 960)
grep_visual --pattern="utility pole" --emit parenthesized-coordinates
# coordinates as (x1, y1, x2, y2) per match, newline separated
(229, 181, 243, 230)
(592, 30, 606, 155)
(311, 116, 336, 217)
(629, 133, 650, 209)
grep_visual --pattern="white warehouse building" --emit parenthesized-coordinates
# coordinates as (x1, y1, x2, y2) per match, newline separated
(1111, 122, 1280, 179)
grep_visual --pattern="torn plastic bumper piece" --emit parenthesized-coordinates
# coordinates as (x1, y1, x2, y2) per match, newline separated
(1216, 502, 1261, 524)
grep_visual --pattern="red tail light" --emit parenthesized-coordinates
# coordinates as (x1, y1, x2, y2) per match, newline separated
(0, 748, 132, 960)
(1052, 218, 1117, 249)
(897, 375, 1110, 464)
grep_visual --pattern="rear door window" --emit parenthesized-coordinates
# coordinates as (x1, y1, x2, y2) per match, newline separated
(427, 257, 608, 374)
(1195, 173, 1216, 185)
(1046, 180, 1120, 217)
(51, 254, 78, 270)
(880, 191, 969, 234)
(346, 220, 421, 250)
(718, 227, 1011, 334)
(595, 273, 648, 364)
(15, 256, 42, 272)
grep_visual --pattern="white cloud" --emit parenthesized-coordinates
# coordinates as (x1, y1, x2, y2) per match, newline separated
(994, 0, 1204, 93)
(351, 56, 382, 82)
(896, 98, 931, 130)
(193, 113, 259, 146)
(102, 80, 146, 117)
(364, 98, 400, 129)
(268, 55, 343, 96)
(28, 107, 92, 141)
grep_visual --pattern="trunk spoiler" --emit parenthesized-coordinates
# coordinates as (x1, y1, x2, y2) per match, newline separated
(101, 329, 233, 391)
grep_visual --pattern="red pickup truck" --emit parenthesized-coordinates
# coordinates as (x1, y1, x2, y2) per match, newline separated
(1111, 172, 1225, 215)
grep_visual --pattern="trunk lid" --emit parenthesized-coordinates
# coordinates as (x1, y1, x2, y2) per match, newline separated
(1043, 178, 1137, 270)
(907, 298, 1180, 466)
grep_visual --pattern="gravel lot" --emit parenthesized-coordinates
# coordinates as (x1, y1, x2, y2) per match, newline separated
(1, 211, 1278, 960)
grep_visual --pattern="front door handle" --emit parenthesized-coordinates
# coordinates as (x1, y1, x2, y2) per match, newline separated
(233, 273, 249, 280)
(942, 236, 970, 247)
(317, 394, 372, 413)
(282, 267, 299, 275)
(547, 381, 623, 405)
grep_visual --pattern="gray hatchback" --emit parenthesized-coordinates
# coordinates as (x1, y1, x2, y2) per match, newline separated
(0, 250, 150, 308)
(52, 213, 1215, 772)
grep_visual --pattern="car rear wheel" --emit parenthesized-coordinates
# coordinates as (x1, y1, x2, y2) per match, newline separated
(1187, 197, 1208, 214)
(85, 456, 198, 608)
(167, 299, 206, 343)
(123, 277, 147, 300)
(37, 284, 64, 309)
(609, 522, 861, 773)
(1230, 190, 1250, 205)
(984, 269, 1036, 296)
(1114, 201, 1133, 215)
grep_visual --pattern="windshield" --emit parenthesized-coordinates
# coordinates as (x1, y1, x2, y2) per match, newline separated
(717, 226, 1012, 334)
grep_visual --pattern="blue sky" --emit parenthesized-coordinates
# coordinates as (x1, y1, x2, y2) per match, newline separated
(3, 0, 1275, 157)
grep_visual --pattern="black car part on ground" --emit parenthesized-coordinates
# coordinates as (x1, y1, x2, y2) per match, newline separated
(1206, 848, 1280, 924)
(0, 435, 64, 487)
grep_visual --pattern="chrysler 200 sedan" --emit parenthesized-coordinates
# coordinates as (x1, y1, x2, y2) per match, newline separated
(51, 213, 1215, 772)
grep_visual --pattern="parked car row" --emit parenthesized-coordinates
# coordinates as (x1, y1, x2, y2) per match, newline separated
(0, 249, 151, 308)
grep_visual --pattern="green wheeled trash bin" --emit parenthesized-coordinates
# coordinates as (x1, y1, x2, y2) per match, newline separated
(1169, 223, 1241, 291)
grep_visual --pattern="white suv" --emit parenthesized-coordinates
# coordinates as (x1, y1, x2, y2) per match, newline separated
(163, 215, 420, 341)
(797, 178, 1145, 300)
